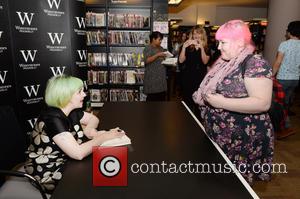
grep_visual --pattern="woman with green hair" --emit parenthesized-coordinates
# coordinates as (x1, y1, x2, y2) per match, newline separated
(24, 75, 125, 195)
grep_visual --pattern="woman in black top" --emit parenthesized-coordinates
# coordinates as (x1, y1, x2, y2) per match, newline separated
(179, 26, 210, 113)
(24, 75, 125, 195)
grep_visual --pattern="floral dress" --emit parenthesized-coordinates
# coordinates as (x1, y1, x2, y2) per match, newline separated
(24, 107, 86, 194)
(200, 55, 274, 184)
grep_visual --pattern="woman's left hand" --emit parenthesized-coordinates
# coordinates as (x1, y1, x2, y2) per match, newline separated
(204, 93, 224, 109)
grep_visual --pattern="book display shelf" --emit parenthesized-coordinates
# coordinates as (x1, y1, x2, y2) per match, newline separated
(86, 0, 153, 106)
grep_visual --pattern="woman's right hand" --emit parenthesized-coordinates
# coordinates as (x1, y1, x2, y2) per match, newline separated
(98, 128, 125, 142)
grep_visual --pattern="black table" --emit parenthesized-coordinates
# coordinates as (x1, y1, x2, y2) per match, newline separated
(51, 102, 258, 199)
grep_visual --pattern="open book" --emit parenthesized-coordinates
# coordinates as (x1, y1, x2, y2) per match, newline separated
(100, 135, 131, 147)
(162, 57, 177, 66)
(163, 51, 173, 58)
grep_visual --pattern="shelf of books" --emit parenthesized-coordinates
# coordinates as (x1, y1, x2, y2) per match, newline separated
(86, 0, 152, 106)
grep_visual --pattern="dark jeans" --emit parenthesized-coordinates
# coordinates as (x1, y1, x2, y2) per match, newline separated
(278, 79, 299, 109)
(146, 92, 166, 101)
(278, 79, 299, 128)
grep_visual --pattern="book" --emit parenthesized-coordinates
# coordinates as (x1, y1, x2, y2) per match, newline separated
(162, 57, 177, 66)
(163, 51, 173, 58)
(100, 135, 131, 147)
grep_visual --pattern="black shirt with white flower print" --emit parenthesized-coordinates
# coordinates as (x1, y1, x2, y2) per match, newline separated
(24, 107, 85, 194)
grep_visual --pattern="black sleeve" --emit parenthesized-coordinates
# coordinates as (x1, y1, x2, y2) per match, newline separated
(43, 116, 70, 138)
(69, 108, 84, 126)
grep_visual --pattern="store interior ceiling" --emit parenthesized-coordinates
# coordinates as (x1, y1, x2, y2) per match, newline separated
(169, 0, 268, 13)
(85, 0, 268, 13)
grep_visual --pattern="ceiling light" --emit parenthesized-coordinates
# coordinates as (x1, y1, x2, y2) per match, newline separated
(168, 0, 183, 6)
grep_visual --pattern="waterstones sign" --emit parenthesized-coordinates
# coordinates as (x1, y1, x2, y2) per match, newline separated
(46, 32, 66, 52)
(50, 66, 66, 76)
(23, 84, 43, 104)
(19, 49, 40, 70)
(15, 11, 38, 34)
(76, 49, 87, 67)
(74, 16, 86, 35)
(0, 70, 12, 92)
(44, 0, 65, 17)
(0, 30, 8, 53)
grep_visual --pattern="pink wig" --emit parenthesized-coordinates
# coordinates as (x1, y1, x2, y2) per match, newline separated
(216, 20, 252, 44)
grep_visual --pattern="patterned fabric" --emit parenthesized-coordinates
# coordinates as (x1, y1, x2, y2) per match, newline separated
(272, 78, 287, 130)
(24, 107, 85, 194)
(143, 45, 167, 94)
(200, 55, 274, 184)
(277, 39, 300, 80)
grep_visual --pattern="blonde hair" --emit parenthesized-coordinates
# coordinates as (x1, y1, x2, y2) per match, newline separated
(191, 25, 208, 50)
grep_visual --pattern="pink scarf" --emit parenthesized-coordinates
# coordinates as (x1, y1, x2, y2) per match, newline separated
(193, 45, 254, 106)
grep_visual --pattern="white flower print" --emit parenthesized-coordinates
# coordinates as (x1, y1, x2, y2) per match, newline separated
(32, 121, 50, 145)
(46, 158, 65, 168)
(40, 169, 62, 190)
(37, 165, 43, 172)
(41, 169, 62, 183)
(29, 146, 59, 164)
(74, 124, 84, 138)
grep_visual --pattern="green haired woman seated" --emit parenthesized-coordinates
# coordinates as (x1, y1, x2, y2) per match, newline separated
(24, 75, 125, 195)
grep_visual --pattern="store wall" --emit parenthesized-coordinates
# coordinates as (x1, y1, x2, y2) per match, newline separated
(169, 4, 267, 26)
(0, 0, 86, 139)
(216, 6, 267, 25)
(264, 0, 300, 64)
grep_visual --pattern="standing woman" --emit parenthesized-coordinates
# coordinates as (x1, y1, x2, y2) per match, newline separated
(24, 75, 124, 195)
(143, 31, 167, 101)
(273, 21, 300, 134)
(179, 26, 210, 112)
(193, 20, 274, 184)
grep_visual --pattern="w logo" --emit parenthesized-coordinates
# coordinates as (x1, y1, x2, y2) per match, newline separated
(77, 50, 87, 61)
(47, 0, 61, 9)
(50, 66, 66, 76)
(48, 32, 64, 45)
(20, 50, 37, 63)
(24, 85, 40, 97)
(0, 71, 8, 84)
(27, 118, 38, 129)
(75, 17, 85, 29)
(16, 12, 34, 26)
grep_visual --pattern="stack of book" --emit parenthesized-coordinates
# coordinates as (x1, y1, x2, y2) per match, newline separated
(89, 89, 108, 102)
(86, 12, 106, 27)
(108, 13, 149, 28)
(109, 31, 150, 45)
(86, 31, 106, 46)
(108, 53, 144, 67)
(87, 70, 108, 85)
(110, 89, 139, 102)
(88, 53, 107, 67)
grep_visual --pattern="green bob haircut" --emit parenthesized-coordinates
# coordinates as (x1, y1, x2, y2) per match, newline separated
(45, 75, 84, 108)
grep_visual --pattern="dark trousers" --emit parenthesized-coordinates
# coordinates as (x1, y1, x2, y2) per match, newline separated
(146, 92, 166, 101)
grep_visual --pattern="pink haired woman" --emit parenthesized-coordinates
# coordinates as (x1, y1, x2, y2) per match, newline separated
(193, 20, 274, 184)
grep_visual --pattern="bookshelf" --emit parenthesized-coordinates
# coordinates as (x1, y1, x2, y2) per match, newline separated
(86, 0, 152, 105)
